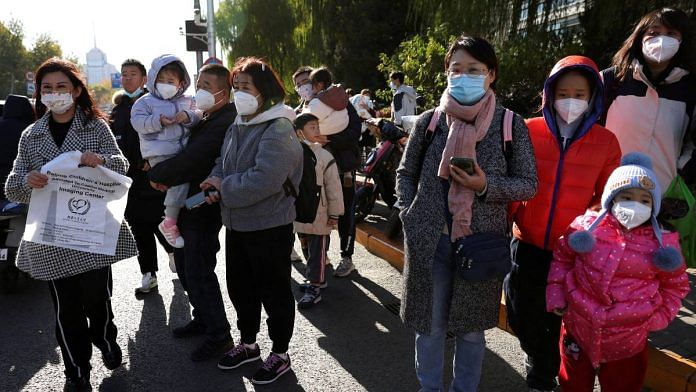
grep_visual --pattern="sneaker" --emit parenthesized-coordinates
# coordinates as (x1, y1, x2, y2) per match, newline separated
(299, 281, 327, 292)
(158, 218, 185, 248)
(135, 273, 157, 294)
(190, 336, 234, 362)
(64, 376, 92, 392)
(298, 286, 322, 309)
(251, 353, 291, 385)
(168, 253, 177, 273)
(101, 344, 122, 370)
(290, 248, 303, 262)
(217, 343, 261, 370)
(333, 256, 355, 277)
(172, 319, 206, 338)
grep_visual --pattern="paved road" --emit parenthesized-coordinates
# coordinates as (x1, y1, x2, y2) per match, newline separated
(0, 231, 528, 392)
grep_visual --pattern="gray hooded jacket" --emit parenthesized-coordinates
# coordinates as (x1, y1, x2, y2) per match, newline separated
(130, 54, 200, 160)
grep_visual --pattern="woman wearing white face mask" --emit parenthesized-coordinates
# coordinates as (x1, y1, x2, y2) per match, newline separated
(505, 55, 622, 392)
(5, 58, 137, 391)
(601, 7, 695, 194)
(200, 57, 303, 385)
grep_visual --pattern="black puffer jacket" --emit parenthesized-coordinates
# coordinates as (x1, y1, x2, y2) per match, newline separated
(0, 95, 35, 200)
(109, 89, 166, 225)
(326, 104, 362, 172)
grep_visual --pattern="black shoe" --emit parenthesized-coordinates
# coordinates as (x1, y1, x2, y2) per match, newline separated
(172, 320, 206, 338)
(217, 343, 261, 370)
(251, 353, 292, 385)
(64, 376, 92, 392)
(190, 336, 234, 362)
(102, 344, 122, 370)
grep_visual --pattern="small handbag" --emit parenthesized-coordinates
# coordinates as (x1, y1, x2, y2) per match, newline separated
(453, 232, 512, 282)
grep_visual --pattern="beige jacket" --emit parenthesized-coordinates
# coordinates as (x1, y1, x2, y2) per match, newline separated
(294, 143, 344, 235)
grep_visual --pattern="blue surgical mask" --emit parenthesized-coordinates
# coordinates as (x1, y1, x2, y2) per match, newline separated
(447, 74, 487, 104)
(123, 87, 142, 99)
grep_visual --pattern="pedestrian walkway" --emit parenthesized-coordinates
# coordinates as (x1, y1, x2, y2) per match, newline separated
(356, 203, 696, 392)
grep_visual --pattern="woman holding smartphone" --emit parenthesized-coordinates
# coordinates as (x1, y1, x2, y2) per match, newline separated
(396, 36, 537, 391)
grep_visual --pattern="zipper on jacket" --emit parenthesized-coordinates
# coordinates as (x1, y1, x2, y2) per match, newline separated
(543, 142, 567, 250)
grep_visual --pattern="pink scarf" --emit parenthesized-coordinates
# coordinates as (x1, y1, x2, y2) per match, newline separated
(437, 89, 496, 240)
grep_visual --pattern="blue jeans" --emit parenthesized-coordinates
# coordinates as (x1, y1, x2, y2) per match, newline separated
(415, 234, 486, 392)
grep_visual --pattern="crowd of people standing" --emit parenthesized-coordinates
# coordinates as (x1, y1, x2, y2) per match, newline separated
(2, 6, 694, 392)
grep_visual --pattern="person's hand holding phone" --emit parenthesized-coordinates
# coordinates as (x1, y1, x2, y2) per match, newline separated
(450, 160, 487, 193)
(200, 177, 222, 204)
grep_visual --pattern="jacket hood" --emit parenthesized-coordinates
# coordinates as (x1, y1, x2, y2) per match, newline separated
(2, 94, 34, 123)
(542, 56, 605, 144)
(317, 84, 349, 111)
(396, 84, 417, 99)
(146, 54, 190, 100)
(235, 102, 297, 126)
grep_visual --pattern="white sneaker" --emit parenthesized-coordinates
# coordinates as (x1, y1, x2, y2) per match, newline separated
(135, 272, 158, 294)
(290, 248, 303, 262)
(334, 256, 355, 277)
(168, 253, 177, 273)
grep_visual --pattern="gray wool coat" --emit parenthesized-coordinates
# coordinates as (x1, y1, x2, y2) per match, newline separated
(396, 104, 537, 334)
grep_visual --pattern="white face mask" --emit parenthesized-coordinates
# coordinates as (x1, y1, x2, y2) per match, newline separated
(295, 83, 313, 101)
(156, 83, 179, 100)
(234, 91, 260, 115)
(554, 98, 589, 124)
(41, 92, 74, 114)
(389, 81, 396, 90)
(195, 89, 223, 111)
(611, 200, 652, 230)
(642, 35, 681, 63)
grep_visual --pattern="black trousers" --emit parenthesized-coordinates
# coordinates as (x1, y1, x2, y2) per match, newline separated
(174, 215, 230, 340)
(130, 222, 173, 275)
(48, 266, 117, 379)
(226, 224, 295, 353)
(337, 172, 356, 258)
(504, 239, 561, 390)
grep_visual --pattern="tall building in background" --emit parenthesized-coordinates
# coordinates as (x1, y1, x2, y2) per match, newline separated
(85, 44, 117, 87)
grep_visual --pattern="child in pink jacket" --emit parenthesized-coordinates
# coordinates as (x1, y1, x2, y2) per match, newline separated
(546, 152, 690, 392)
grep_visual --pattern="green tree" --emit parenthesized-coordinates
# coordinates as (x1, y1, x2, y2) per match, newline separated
(28, 34, 63, 71)
(0, 19, 28, 98)
(376, 24, 454, 109)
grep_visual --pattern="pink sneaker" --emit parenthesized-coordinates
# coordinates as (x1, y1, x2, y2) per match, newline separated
(158, 218, 185, 248)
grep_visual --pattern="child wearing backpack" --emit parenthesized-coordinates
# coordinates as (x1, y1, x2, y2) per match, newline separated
(505, 56, 622, 392)
(546, 153, 690, 392)
(293, 113, 344, 308)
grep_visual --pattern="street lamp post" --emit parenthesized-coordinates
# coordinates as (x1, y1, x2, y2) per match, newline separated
(207, 0, 216, 59)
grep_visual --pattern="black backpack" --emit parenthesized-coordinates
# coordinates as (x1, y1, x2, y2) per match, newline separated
(284, 142, 321, 224)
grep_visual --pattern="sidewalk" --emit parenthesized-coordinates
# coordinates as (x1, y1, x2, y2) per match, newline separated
(355, 204, 696, 392)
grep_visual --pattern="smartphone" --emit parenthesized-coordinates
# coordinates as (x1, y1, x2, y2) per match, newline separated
(185, 188, 218, 209)
(450, 157, 475, 175)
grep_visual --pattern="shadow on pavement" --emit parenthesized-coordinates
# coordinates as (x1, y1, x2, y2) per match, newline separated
(0, 277, 61, 392)
(291, 261, 525, 391)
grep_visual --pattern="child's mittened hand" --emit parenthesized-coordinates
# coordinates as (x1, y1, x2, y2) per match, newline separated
(160, 114, 175, 126)
(552, 307, 566, 316)
(174, 111, 190, 123)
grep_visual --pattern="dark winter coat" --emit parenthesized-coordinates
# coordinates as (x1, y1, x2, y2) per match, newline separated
(148, 103, 237, 225)
(396, 103, 538, 334)
(109, 89, 166, 225)
(0, 95, 34, 200)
